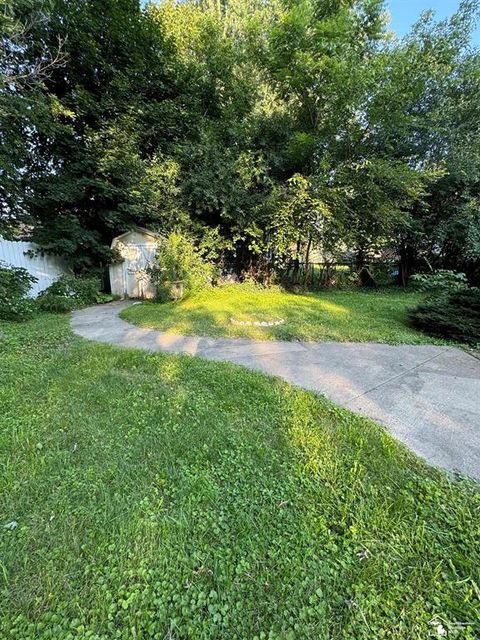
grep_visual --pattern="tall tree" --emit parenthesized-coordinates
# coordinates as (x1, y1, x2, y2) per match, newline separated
(1, 0, 479, 280)
(2, 0, 181, 268)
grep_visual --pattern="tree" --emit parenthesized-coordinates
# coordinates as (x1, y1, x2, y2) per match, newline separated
(0, 0, 66, 237)
(271, 174, 329, 277)
(1, 0, 479, 283)
(2, 0, 182, 268)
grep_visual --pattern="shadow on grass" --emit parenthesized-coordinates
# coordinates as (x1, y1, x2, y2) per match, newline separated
(2, 314, 478, 637)
(121, 286, 437, 345)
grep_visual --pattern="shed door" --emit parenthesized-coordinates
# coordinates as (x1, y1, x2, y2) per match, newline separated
(123, 243, 157, 299)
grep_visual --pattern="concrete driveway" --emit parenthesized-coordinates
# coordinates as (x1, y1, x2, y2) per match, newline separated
(71, 301, 480, 480)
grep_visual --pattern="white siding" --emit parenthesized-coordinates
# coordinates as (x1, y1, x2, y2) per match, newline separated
(0, 237, 68, 297)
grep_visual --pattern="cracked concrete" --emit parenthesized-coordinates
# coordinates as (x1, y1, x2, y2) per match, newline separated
(71, 301, 480, 480)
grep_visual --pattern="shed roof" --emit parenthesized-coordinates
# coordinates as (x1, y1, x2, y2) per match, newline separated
(111, 227, 163, 248)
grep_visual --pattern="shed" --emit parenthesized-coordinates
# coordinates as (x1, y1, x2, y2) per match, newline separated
(109, 228, 163, 299)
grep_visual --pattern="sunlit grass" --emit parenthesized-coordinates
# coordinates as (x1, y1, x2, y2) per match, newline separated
(0, 314, 478, 638)
(122, 283, 447, 344)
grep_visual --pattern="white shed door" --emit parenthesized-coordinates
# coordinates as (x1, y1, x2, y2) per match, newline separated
(121, 243, 157, 299)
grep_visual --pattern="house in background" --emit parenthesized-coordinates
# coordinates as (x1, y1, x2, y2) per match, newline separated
(109, 228, 163, 299)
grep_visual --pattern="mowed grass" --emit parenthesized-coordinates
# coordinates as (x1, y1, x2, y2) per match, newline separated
(1, 315, 479, 639)
(121, 284, 445, 344)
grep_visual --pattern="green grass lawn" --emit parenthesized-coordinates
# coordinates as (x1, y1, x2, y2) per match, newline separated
(1, 315, 479, 639)
(121, 284, 446, 345)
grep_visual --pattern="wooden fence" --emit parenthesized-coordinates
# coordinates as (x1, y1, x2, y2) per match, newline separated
(282, 260, 400, 289)
(282, 262, 354, 288)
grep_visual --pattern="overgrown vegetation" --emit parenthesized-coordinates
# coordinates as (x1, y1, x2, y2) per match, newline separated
(148, 232, 214, 302)
(122, 283, 444, 344)
(408, 270, 480, 345)
(36, 274, 103, 313)
(1, 314, 479, 639)
(411, 270, 470, 295)
(409, 288, 480, 345)
(0, 261, 36, 321)
(1, 0, 480, 282)
(0, 266, 114, 319)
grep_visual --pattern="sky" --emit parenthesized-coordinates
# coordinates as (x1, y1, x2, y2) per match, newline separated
(387, 0, 480, 43)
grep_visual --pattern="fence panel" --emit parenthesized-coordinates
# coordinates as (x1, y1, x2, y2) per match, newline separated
(282, 262, 355, 289)
(0, 237, 67, 297)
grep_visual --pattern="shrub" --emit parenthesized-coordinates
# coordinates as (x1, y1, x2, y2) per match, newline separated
(368, 262, 397, 287)
(411, 270, 469, 295)
(37, 274, 101, 313)
(409, 288, 480, 345)
(36, 292, 77, 313)
(149, 232, 215, 302)
(95, 292, 118, 304)
(329, 268, 358, 289)
(0, 261, 37, 321)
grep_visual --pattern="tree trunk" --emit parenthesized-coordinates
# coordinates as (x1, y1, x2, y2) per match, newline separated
(399, 243, 416, 287)
(292, 238, 302, 284)
(304, 236, 312, 285)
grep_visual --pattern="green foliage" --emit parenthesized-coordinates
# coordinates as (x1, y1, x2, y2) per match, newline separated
(365, 262, 397, 287)
(36, 274, 101, 313)
(1, 314, 479, 638)
(95, 292, 119, 304)
(0, 261, 36, 321)
(411, 270, 469, 294)
(272, 174, 330, 265)
(326, 267, 359, 290)
(149, 232, 215, 302)
(197, 226, 235, 264)
(36, 292, 76, 314)
(1, 0, 182, 267)
(2, 0, 480, 279)
(409, 288, 480, 345)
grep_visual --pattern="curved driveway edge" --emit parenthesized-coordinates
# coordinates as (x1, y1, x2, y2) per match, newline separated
(72, 301, 480, 481)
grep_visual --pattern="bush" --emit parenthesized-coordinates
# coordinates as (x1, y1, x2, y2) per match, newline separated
(36, 292, 77, 313)
(149, 232, 215, 302)
(329, 268, 358, 289)
(367, 262, 397, 287)
(411, 270, 469, 295)
(409, 288, 480, 345)
(95, 292, 118, 304)
(0, 262, 37, 321)
(37, 274, 101, 313)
